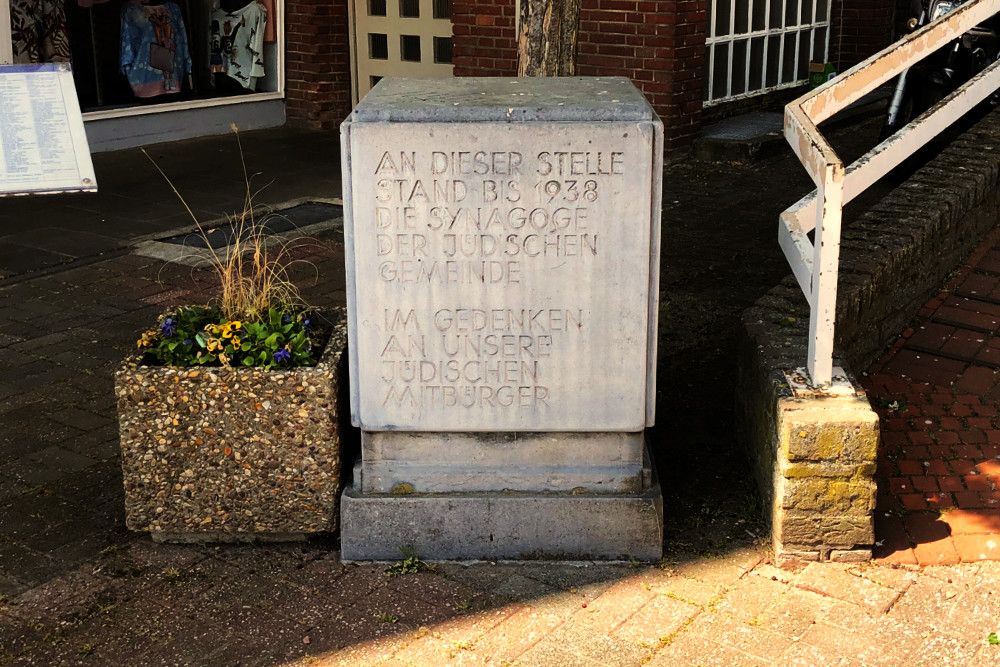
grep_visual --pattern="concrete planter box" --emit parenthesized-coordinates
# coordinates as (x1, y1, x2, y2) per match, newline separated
(115, 311, 347, 542)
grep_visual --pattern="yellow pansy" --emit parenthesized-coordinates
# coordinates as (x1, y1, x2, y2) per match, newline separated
(231, 337, 242, 350)
(206, 338, 222, 352)
(137, 330, 157, 349)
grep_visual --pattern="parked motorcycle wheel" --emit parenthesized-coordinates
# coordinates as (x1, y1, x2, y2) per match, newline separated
(878, 77, 948, 142)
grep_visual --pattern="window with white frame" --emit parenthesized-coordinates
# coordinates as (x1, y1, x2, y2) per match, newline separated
(705, 0, 832, 105)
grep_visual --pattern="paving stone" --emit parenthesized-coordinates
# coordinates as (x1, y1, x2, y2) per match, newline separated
(465, 604, 564, 664)
(952, 533, 1000, 562)
(683, 607, 796, 661)
(518, 621, 648, 667)
(567, 576, 655, 635)
(514, 638, 595, 667)
(348, 585, 454, 632)
(712, 572, 787, 622)
(610, 591, 699, 650)
(791, 562, 904, 614)
(912, 535, 961, 565)
(645, 573, 722, 607)
(24, 446, 97, 475)
(302, 628, 419, 667)
(393, 603, 518, 665)
(647, 632, 771, 667)
(776, 639, 853, 666)
(938, 584, 1000, 642)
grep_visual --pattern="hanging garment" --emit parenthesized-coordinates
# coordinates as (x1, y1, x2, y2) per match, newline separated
(120, 1, 192, 98)
(9, 0, 72, 64)
(209, 1, 266, 89)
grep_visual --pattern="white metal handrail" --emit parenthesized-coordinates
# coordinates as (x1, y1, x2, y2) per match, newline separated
(781, 0, 1000, 386)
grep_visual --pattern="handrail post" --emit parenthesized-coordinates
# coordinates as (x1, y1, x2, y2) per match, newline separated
(808, 161, 845, 386)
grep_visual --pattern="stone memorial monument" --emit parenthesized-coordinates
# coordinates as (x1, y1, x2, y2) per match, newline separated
(340, 77, 663, 560)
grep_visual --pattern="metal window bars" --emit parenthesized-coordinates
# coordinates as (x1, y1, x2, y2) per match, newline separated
(705, 0, 832, 104)
(781, 0, 1000, 386)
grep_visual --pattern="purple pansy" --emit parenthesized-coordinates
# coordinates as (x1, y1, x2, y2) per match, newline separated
(273, 349, 291, 364)
(161, 317, 176, 338)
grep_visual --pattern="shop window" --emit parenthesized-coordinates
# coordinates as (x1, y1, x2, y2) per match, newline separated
(433, 36, 451, 64)
(399, 0, 419, 18)
(400, 34, 420, 62)
(8, 1, 283, 113)
(369, 0, 387, 17)
(369, 33, 388, 60)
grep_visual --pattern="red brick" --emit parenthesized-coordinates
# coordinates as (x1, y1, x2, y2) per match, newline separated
(977, 459, 1000, 476)
(938, 477, 966, 493)
(950, 460, 977, 476)
(911, 476, 939, 493)
(889, 477, 911, 494)
(900, 493, 928, 510)
(939, 509, 1000, 535)
(926, 493, 955, 510)
(912, 538, 961, 566)
(953, 534, 1000, 562)
(965, 474, 992, 491)
(955, 491, 985, 508)
(926, 460, 951, 475)
(954, 445, 984, 459)
(898, 460, 925, 476)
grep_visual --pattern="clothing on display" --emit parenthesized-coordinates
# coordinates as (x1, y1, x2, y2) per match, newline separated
(120, 1, 192, 98)
(9, 0, 71, 64)
(210, 1, 266, 90)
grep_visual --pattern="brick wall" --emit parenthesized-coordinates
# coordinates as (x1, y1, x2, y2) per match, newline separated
(284, 1, 352, 129)
(452, 1, 709, 155)
(452, 0, 519, 76)
(448, 0, 895, 154)
(829, 0, 897, 72)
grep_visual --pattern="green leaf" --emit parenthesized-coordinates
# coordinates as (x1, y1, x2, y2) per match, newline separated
(269, 309, 281, 326)
(195, 332, 208, 348)
(989, 633, 999, 645)
(264, 333, 281, 349)
(242, 357, 255, 367)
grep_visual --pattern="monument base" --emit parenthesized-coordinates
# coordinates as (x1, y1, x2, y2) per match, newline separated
(340, 444, 663, 562)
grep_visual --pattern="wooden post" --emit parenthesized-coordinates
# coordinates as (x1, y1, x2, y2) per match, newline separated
(517, 0, 582, 77)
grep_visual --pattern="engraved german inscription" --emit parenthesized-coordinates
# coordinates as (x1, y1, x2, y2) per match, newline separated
(350, 121, 655, 430)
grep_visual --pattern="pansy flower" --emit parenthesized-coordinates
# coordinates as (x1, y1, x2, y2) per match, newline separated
(273, 348, 291, 364)
(160, 317, 176, 338)
(231, 336, 242, 350)
(137, 330, 158, 349)
(206, 338, 222, 352)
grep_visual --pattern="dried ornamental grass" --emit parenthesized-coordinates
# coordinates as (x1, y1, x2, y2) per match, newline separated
(138, 126, 323, 368)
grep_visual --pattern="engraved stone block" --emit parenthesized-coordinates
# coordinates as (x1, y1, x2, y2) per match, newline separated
(342, 77, 661, 433)
(340, 77, 663, 560)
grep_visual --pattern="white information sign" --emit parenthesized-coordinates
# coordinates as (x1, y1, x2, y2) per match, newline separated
(0, 63, 97, 196)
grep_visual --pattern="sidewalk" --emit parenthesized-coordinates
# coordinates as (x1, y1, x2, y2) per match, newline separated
(0, 127, 340, 281)
(2, 123, 1000, 665)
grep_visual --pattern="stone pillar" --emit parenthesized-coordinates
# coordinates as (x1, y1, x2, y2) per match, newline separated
(339, 77, 664, 561)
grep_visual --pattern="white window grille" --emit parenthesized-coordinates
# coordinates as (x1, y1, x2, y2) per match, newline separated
(705, 0, 833, 105)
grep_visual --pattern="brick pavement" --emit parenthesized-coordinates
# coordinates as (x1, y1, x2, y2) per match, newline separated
(863, 225, 1000, 566)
